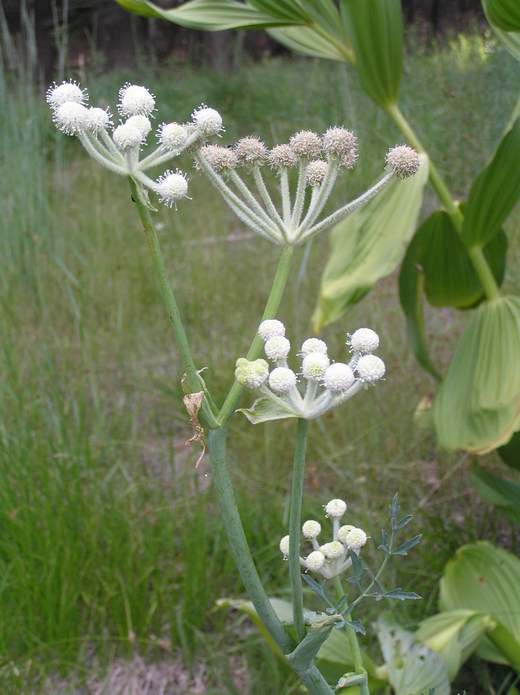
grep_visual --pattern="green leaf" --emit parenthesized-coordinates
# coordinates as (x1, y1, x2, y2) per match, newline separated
(268, 26, 350, 61)
(376, 615, 450, 695)
(439, 542, 520, 670)
(462, 118, 520, 248)
(498, 430, 520, 469)
(491, 24, 520, 60)
(286, 623, 335, 672)
(114, 0, 291, 30)
(470, 463, 520, 527)
(483, 0, 520, 32)
(237, 396, 298, 424)
(313, 154, 428, 331)
(432, 296, 520, 453)
(415, 609, 495, 681)
(339, 0, 403, 108)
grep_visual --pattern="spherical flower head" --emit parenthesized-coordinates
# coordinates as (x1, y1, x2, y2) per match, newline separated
(86, 107, 112, 134)
(158, 122, 188, 151)
(323, 126, 357, 159)
(289, 130, 322, 158)
(199, 144, 237, 173)
(279, 535, 290, 558)
(323, 363, 355, 393)
(340, 148, 358, 171)
(125, 114, 152, 140)
(118, 84, 155, 117)
(269, 367, 297, 395)
(155, 170, 189, 208)
(235, 358, 269, 389)
(235, 136, 267, 167)
(320, 541, 344, 560)
(192, 105, 223, 136)
(302, 353, 330, 381)
(356, 355, 385, 382)
(268, 144, 298, 170)
(53, 102, 90, 136)
(325, 498, 347, 518)
(302, 520, 321, 539)
(344, 527, 368, 551)
(46, 81, 87, 110)
(258, 319, 286, 342)
(300, 338, 328, 357)
(386, 145, 420, 179)
(264, 336, 291, 361)
(112, 123, 142, 151)
(305, 550, 325, 572)
(338, 525, 355, 543)
(348, 328, 380, 354)
(306, 160, 328, 186)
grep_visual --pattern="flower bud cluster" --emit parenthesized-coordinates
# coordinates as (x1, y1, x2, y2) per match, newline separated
(195, 125, 420, 246)
(47, 80, 224, 209)
(235, 321, 385, 421)
(279, 497, 369, 579)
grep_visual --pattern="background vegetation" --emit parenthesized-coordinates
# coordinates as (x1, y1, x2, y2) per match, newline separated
(1, 5, 519, 693)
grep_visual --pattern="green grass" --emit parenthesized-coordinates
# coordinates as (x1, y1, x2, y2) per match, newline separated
(0, 30, 519, 693)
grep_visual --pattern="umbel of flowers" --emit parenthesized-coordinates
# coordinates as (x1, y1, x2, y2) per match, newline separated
(235, 321, 385, 422)
(46, 80, 224, 208)
(280, 497, 368, 579)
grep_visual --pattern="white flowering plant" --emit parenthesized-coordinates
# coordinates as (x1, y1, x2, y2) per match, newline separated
(48, 79, 423, 694)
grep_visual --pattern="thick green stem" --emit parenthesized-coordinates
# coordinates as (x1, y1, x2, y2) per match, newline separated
(217, 245, 294, 425)
(385, 102, 501, 302)
(289, 418, 309, 642)
(333, 577, 370, 695)
(128, 177, 219, 427)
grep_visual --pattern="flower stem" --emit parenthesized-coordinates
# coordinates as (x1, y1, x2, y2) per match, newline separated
(128, 177, 219, 428)
(217, 245, 294, 426)
(289, 418, 309, 642)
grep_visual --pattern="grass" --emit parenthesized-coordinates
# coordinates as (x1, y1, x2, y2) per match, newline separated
(0, 28, 519, 693)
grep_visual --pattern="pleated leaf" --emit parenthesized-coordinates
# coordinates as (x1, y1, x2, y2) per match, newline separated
(461, 117, 520, 248)
(238, 396, 297, 423)
(268, 26, 352, 62)
(376, 615, 450, 695)
(247, 0, 311, 23)
(312, 155, 428, 332)
(439, 542, 520, 669)
(432, 296, 520, 452)
(415, 610, 494, 681)
(114, 0, 292, 30)
(470, 463, 520, 527)
(491, 24, 520, 60)
(483, 0, 520, 32)
(339, 0, 403, 108)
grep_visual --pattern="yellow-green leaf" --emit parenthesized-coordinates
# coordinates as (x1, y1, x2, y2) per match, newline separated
(483, 0, 520, 32)
(313, 155, 428, 332)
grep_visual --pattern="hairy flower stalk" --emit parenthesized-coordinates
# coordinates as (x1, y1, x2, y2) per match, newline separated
(195, 128, 420, 245)
(47, 80, 224, 208)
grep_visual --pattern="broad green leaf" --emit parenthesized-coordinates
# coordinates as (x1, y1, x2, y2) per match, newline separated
(439, 542, 520, 670)
(483, 0, 520, 32)
(340, 0, 403, 108)
(376, 615, 450, 695)
(268, 26, 351, 62)
(313, 155, 428, 332)
(247, 0, 311, 23)
(491, 24, 520, 60)
(470, 463, 520, 526)
(462, 118, 520, 248)
(238, 396, 297, 423)
(114, 0, 292, 30)
(498, 430, 520, 469)
(432, 296, 520, 452)
(416, 609, 495, 681)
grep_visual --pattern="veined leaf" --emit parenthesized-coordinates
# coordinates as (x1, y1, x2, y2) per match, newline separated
(483, 0, 520, 32)
(247, 0, 311, 23)
(268, 26, 351, 62)
(297, 0, 350, 47)
(114, 0, 294, 30)
(238, 396, 297, 424)
(376, 615, 450, 695)
(340, 0, 403, 108)
(490, 23, 520, 60)
(313, 155, 428, 332)
(432, 296, 520, 452)
(470, 463, 520, 527)
(416, 610, 495, 681)
(462, 117, 520, 248)
(439, 542, 520, 670)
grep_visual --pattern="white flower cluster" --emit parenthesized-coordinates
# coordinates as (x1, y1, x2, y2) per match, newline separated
(234, 321, 385, 420)
(195, 127, 420, 245)
(280, 497, 368, 579)
(47, 80, 224, 209)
